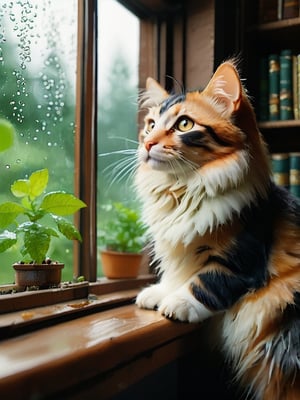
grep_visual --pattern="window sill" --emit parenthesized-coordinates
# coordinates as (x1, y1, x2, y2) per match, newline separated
(0, 275, 156, 338)
(0, 302, 205, 399)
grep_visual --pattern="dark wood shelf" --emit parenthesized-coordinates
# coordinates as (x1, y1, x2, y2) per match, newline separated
(250, 17, 300, 33)
(259, 120, 300, 130)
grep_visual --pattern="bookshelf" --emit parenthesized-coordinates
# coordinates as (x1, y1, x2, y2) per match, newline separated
(242, 1, 300, 153)
(241, 0, 300, 195)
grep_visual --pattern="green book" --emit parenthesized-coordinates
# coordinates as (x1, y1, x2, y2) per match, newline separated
(271, 153, 290, 189)
(280, 49, 294, 120)
(269, 54, 280, 121)
(289, 152, 300, 197)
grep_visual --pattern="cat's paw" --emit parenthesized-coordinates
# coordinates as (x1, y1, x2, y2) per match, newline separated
(158, 288, 213, 323)
(136, 284, 166, 310)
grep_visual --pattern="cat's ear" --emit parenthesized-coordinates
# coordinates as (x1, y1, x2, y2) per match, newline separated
(140, 77, 169, 107)
(203, 62, 242, 117)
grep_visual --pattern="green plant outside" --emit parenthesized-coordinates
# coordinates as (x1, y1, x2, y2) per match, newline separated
(98, 202, 146, 254)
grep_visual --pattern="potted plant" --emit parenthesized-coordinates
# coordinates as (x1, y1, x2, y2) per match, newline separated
(0, 168, 86, 290)
(98, 202, 147, 279)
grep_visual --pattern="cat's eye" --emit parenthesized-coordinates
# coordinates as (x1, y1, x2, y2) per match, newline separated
(175, 117, 194, 132)
(145, 119, 155, 134)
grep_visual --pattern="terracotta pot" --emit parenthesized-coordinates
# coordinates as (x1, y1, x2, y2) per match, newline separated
(13, 262, 64, 289)
(100, 250, 142, 279)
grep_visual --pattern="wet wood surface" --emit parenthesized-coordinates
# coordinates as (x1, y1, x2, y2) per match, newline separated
(0, 303, 204, 399)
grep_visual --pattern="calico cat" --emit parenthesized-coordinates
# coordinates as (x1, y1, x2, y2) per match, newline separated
(135, 60, 300, 399)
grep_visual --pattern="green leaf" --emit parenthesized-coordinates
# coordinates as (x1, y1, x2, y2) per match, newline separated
(17, 222, 59, 238)
(11, 179, 30, 198)
(0, 202, 25, 228)
(0, 230, 17, 253)
(53, 216, 82, 241)
(40, 192, 87, 216)
(11, 169, 49, 200)
(23, 230, 50, 263)
(0, 119, 14, 152)
(29, 168, 49, 199)
(18, 222, 56, 263)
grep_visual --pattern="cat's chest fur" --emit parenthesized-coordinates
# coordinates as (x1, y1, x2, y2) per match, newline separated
(135, 153, 254, 248)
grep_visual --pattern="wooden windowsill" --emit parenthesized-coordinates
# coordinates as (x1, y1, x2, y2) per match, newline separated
(0, 274, 156, 314)
(0, 275, 156, 339)
(0, 303, 206, 399)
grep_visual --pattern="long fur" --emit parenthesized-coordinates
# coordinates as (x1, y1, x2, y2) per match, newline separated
(135, 60, 300, 399)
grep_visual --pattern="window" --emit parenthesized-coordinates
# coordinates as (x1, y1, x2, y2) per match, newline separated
(0, 0, 142, 287)
(0, 0, 77, 284)
(97, 0, 140, 277)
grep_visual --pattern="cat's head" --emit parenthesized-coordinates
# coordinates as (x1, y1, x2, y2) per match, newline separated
(137, 60, 270, 184)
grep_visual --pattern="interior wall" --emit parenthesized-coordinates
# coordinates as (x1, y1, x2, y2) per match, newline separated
(185, 0, 215, 90)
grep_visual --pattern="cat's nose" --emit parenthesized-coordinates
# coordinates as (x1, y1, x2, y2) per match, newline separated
(145, 141, 157, 152)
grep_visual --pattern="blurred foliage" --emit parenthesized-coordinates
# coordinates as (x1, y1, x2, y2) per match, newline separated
(0, 3, 76, 283)
(98, 202, 146, 253)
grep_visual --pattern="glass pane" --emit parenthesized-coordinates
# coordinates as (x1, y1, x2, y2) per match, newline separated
(97, 0, 140, 276)
(0, 0, 77, 284)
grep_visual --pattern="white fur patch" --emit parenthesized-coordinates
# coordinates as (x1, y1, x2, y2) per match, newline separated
(136, 282, 213, 323)
(135, 149, 259, 247)
(158, 285, 213, 323)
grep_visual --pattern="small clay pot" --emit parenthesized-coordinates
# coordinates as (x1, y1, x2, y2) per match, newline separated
(13, 262, 64, 289)
(100, 250, 142, 279)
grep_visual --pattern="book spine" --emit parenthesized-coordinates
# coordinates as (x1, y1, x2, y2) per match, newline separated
(259, 56, 269, 121)
(289, 152, 300, 197)
(292, 55, 299, 119)
(297, 54, 300, 119)
(259, 0, 280, 22)
(282, 0, 299, 18)
(280, 49, 294, 120)
(271, 153, 290, 189)
(278, 0, 283, 19)
(269, 54, 280, 121)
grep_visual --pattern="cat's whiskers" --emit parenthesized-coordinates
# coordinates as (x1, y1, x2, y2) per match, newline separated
(109, 156, 138, 188)
(173, 152, 198, 179)
(99, 148, 138, 190)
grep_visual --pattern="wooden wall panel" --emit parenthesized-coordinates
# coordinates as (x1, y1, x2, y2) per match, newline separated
(185, 0, 215, 90)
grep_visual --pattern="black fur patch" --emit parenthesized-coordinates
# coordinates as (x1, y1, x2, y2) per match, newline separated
(180, 131, 209, 149)
(192, 228, 269, 311)
(159, 93, 185, 115)
(180, 126, 232, 149)
(192, 184, 300, 311)
(192, 272, 249, 310)
(192, 189, 279, 311)
(202, 125, 232, 147)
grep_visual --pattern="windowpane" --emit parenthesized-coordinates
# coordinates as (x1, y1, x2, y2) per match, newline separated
(97, 0, 140, 277)
(0, 0, 77, 284)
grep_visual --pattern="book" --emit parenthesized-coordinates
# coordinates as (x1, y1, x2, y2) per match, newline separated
(292, 55, 299, 119)
(279, 49, 294, 120)
(297, 54, 300, 119)
(282, 0, 299, 18)
(278, 0, 283, 19)
(259, 0, 280, 22)
(271, 153, 290, 189)
(269, 54, 280, 120)
(289, 152, 300, 197)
